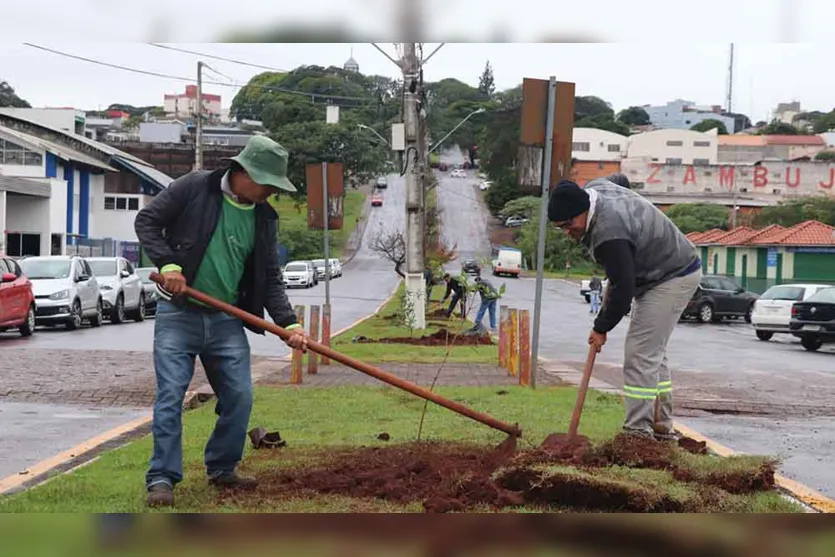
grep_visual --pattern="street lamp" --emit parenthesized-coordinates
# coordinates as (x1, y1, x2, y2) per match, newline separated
(428, 107, 486, 154)
(357, 123, 390, 146)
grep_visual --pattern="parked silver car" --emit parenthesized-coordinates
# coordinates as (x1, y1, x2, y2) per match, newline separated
(87, 257, 146, 323)
(19, 255, 103, 330)
(135, 267, 159, 315)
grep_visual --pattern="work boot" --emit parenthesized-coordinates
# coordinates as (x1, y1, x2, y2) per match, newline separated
(208, 471, 258, 490)
(146, 483, 175, 508)
(653, 429, 681, 443)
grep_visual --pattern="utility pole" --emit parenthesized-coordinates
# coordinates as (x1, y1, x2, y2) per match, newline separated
(322, 162, 331, 308)
(402, 43, 426, 329)
(194, 61, 204, 170)
(726, 44, 734, 115)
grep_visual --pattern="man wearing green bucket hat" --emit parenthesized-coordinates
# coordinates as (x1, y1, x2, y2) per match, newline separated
(135, 135, 308, 508)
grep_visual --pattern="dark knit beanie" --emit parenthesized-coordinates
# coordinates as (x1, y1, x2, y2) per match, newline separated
(547, 180, 590, 222)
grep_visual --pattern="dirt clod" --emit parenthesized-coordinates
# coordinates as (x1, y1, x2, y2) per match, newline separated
(496, 390, 508, 395)
(678, 436, 708, 455)
(539, 433, 592, 462)
(377, 432, 391, 441)
(358, 328, 493, 346)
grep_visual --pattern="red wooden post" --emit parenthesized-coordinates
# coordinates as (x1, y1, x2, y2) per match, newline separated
(519, 309, 531, 386)
(291, 305, 305, 384)
(308, 305, 320, 375)
(321, 303, 331, 365)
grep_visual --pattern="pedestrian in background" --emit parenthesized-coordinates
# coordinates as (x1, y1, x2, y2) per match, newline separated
(472, 275, 500, 331)
(441, 273, 467, 319)
(588, 274, 603, 315)
(135, 135, 308, 508)
(548, 178, 701, 442)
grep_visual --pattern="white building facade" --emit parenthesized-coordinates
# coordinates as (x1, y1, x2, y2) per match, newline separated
(627, 128, 719, 165)
(571, 128, 627, 161)
(643, 100, 736, 133)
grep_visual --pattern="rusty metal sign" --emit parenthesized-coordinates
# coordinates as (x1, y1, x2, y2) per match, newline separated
(306, 162, 344, 230)
(518, 78, 576, 190)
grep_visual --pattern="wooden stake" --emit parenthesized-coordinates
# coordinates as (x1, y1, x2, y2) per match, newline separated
(290, 305, 305, 384)
(308, 305, 320, 375)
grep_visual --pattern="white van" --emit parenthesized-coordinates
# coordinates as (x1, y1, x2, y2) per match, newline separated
(492, 247, 522, 278)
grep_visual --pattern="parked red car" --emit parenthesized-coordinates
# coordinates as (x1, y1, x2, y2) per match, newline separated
(0, 257, 36, 336)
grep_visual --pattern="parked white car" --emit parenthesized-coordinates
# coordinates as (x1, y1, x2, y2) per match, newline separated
(504, 216, 529, 228)
(87, 257, 146, 323)
(328, 258, 343, 278)
(283, 260, 317, 288)
(19, 255, 103, 330)
(450, 169, 467, 178)
(751, 283, 832, 341)
(312, 258, 342, 280)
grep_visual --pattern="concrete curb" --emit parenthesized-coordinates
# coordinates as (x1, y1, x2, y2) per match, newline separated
(537, 356, 835, 513)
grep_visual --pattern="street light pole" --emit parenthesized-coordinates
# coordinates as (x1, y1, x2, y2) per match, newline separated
(428, 108, 485, 154)
(357, 124, 390, 146)
(194, 61, 204, 170)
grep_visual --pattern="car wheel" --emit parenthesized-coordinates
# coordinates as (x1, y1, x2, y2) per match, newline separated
(20, 305, 36, 337)
(90, 298, 103, 327)
(697, 302, 714, 324)
(66, 299, 83, 330)
(756, 330, 773, 341)
(112, 294, 125, 324)
(801, 335, 823, 352)
(133, 295, 146, 322)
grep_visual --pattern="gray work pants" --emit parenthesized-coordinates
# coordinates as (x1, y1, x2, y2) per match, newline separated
(622, 269, 701, 436)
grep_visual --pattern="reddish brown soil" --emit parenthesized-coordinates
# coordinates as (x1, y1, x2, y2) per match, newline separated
(376, 432, 391, 441)
(233, 434, 777, 513)
(678, 437, 708, 455)
(359, 328, 494, 346)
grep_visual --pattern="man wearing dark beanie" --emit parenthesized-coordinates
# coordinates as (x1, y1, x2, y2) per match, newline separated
(548, 177, 701, 441)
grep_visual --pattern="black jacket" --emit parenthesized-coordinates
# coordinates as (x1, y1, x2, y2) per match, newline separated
(134, 169, 298, 334)
(443, 277, 465, 299)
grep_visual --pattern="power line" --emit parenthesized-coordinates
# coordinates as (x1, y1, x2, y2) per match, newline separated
(23, 43, 375, 105)
(147, 43, 289, 73)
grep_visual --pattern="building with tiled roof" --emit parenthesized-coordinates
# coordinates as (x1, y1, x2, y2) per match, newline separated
(719, 133, 827, 164)
(690, 221, 835, 293)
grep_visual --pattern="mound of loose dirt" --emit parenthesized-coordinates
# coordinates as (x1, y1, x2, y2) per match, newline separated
(231, 435, 778, 513)
(357, 328, 494, 346)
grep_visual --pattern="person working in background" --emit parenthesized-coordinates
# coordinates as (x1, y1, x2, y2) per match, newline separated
(588, 275, 603, 315)
(547, 178, 701, 442)
(135, 135, 308, 508)
(471, 275, 500, 332)
(441, 273, 467, 319)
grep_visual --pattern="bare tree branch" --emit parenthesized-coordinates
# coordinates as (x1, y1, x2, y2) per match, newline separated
(369, 228, 406, 278)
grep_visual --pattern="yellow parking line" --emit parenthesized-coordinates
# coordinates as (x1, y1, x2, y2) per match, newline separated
(0, 414, 152, 495)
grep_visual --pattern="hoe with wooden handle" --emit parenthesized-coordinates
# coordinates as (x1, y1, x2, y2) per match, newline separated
(149, 273, 522, 443)
(567, 344, 598, 441)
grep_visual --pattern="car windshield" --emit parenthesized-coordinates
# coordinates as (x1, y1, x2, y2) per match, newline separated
(312, 259, 325, 268)
(285, 264, 307, 272)
(760, 285, 805, 301)
(136, 268, 156, 283)
(88, 260, 118, 276)
(806, 287, 835, 304)
(20, 259, 71, 279)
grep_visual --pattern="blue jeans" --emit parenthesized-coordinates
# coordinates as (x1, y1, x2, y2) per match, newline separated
(475, 298, 497, 328)
(145, 300, 252, 490)
(590, 290, 601, 313)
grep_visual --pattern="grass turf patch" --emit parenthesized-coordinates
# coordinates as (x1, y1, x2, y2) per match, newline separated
(0, 385, 800, 513)
(331, 282, 498, 364)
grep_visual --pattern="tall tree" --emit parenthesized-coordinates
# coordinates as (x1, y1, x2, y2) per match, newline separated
(617, 106, 651, 126)
(0, 81, 31, 108)
(690, 119, 728, 134)
(478, 61, 495, 98)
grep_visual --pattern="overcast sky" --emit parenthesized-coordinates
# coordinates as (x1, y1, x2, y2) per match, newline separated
(0, 42, 828, 123)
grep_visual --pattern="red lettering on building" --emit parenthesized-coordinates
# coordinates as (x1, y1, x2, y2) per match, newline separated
(719, 165, 735, 188)
(785, 166, 801, 188)
(646, 163, 662, 184)
(819, 167, 835, 189)
(753, 166, 769, 188)
(682, 165, 696, 185)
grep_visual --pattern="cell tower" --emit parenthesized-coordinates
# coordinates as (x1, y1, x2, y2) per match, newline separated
(726, 43, 734, 115)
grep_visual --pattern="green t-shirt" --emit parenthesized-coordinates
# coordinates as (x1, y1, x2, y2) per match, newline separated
(191, 196, 256, 305)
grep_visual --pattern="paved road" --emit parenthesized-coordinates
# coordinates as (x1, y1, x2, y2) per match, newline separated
(435, 170, 835, 498)
(0, 174, 404, 482)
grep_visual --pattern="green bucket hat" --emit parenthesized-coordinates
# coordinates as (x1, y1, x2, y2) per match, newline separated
(225, 135, 297, 192)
